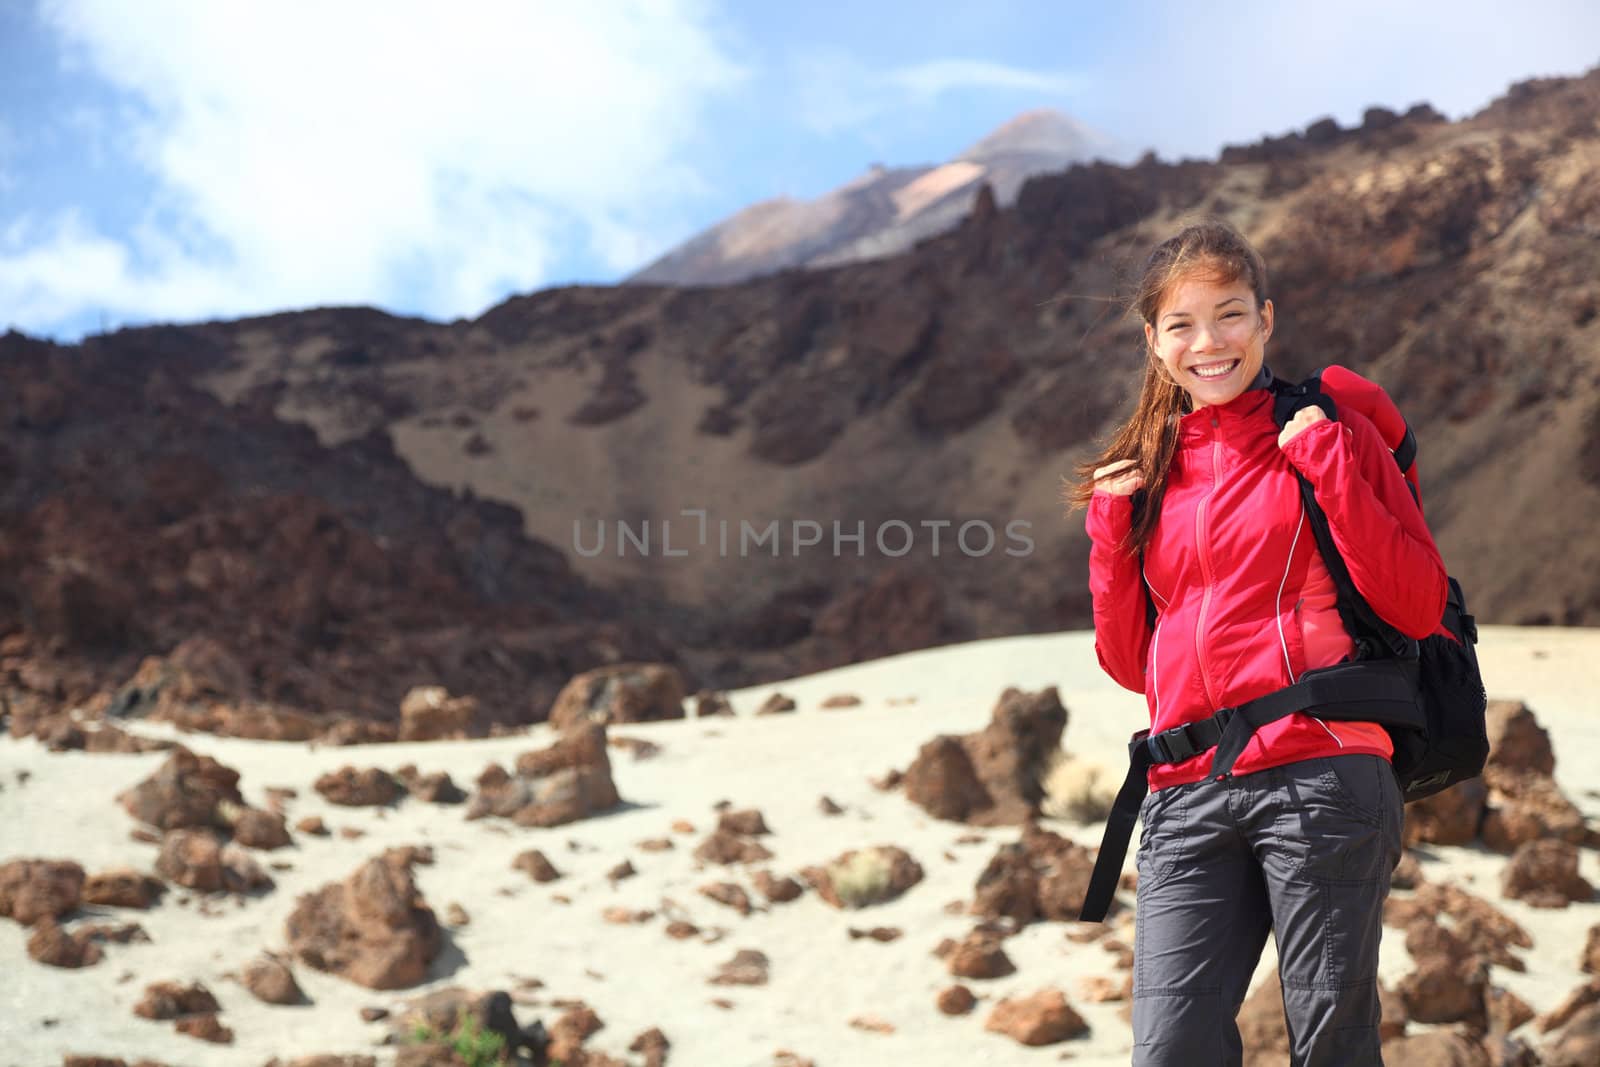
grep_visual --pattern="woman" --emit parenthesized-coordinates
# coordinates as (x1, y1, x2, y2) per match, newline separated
(1065, 220, 1447, 1065)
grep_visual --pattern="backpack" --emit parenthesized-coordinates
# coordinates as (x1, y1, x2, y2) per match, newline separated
(1267, 366, 1488, 801)
(1078, 364, 1488, 922)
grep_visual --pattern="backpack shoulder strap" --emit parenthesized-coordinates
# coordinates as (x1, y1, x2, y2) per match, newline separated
(1269, 370, 1413, 661)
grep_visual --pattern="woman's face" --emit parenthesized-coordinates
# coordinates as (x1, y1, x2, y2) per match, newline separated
(1145, 273, 1273, 409)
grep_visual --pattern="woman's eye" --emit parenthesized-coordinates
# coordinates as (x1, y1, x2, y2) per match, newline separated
(1167, 323, 1189, 332)
(1222, 311, 1242, 319)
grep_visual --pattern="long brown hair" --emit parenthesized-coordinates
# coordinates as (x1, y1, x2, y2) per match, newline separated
(1061, 219, 1270, 553)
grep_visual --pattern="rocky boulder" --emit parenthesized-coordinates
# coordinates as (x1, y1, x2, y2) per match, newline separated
(971, 821, 1101, 923)
(0, 858, 85, 925)
(1486, 700, 1555, 775)
(313, 766, 403, 807)
(1403, 778, 1488, 846)
(983, 988, 1088, 1046)
(118, 747, 244, 830)
(285, 851, 442, 989)
(466, 723, 621, 827)
(398, 686, 478, 741)
(546, 663, 687, 731)
(904, 686, 1068, 826)
(802, 845, 923, 909)
(1502, 840, 1593, 907)
(155, 830, 274, 893)
(83, 868, 165, 909)
(1481, 766, 1586, 853)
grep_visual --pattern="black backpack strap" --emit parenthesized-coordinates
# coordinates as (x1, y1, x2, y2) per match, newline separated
(1078, 657, 1423, 921)
(1079, 734, 1155, 922)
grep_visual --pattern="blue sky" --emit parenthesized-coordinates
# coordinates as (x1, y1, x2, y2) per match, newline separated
(2, 1, 1598, 342)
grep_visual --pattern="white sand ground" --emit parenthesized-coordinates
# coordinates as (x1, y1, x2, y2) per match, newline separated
(1, 626, 1597, 1067)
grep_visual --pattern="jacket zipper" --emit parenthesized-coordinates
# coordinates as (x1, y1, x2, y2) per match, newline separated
(1193, 416, 1222, 711)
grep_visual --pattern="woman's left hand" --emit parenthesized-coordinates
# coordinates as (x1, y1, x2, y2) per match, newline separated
(1278, 405, 1328, 450)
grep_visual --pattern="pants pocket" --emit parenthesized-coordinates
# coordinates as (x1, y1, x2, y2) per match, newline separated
(1135, 785, 1190, 892)
(1318, 754, 1388, 827)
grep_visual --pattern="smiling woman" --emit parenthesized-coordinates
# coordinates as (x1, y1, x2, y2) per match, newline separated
(1060, 219, 1449, 1066)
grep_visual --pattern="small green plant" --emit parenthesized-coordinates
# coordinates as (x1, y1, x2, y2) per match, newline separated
(406, 1012, 507, 1066)
(829, 846, 895, 908)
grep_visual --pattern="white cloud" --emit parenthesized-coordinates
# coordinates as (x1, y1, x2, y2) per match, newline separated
(792, 51, 1083, 137)
(886, 60, 1085, 102)
(6, 0, 747, 338)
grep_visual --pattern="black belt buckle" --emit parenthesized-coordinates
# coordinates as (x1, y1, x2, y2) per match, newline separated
(1144, 731, 1174, 763)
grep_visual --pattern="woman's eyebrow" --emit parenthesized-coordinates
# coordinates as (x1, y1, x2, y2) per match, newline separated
(1161, 296, 1246, 324)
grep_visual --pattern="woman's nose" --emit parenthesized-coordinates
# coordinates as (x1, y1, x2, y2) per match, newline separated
(1191, 326, 1225, 352)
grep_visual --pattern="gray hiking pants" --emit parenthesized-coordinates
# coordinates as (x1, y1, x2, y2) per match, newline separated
(1131, 753, 1404, 1066)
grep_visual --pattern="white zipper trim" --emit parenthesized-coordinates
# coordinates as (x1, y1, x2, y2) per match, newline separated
(1150, 618, 1163, 726)
(1142, 562, 1169, 729)
(1313, 717, 1345, 748)
(1276, 510, 1305, 684)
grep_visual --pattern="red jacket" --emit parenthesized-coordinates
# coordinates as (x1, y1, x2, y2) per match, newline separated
(1087, 376, 1448, 791)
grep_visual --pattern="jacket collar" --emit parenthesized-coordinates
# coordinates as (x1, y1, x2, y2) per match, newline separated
(1178, 364, 1275, 435)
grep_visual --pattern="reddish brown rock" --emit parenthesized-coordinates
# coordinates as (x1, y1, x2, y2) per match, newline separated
(295, 815, 330, 836)
(1544, 1002, 1600, 1067)
(709, 948, 769, 986)
(1392, 850, 1425, 890)
(1584, 925, 1600, 974)
(240, 953, 307, 1005)
(398, 686, 478, 741)
(903, 686, 1067, 826)
(155, 830, 272, 893)
(392, 764, 467, 804)
(1236, 972, 1291, 1061)
(1075, 975, 1133, 1003)
(756, 693, 796, 715)
(1486, 700, 1555, 776)
(285, 853, 442, 989)
(512, 849, 562, 882)
(937, 985, 977, 1015)
(752, 870, 803, 903)
(694, 828, 776, 866)
(1502, 839, 1593, 907)
(1538, 978, 1600, 1033)
(717, 808, 771, 836)
(313, 766, 401, 807)
(1387, 883, 1533, 970)
(609, 735, 662, 760)
(849, 1015, 895, 1034)
(693, 690, 733, 717)
(546, 664, 686, 731)
(1487, 985, 1536, 1036)
(550, 1002, 605, 1063)
(983, 988, 1088, 1046)
(821, 694, 862, 708)
(174, 1013, 233, 1043)
(1482, 767, 1587, 853)
(319, 719, 400, 746)
(0, 858, 85, 925)
(1404, 778, 1488, 846)
(467, 724, 621, 827)
(699, 882, 753, 916)
(134, 981, 221, 1020)
(847, 926, 901, 942)
(26, 915, 103, 967)
(83, 869, 165, 909)
(1401, 956, 1489, 1028)
(971, 821, 1102, 923)
(229, 806, 292, 849)
(117, 747, 244, 830)
(946, 930, 1016, 979)
(628, 1027, 670, 1067)
(802, 845, 923, 909)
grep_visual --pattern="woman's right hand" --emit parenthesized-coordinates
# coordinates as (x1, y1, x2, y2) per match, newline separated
(1093, 459, 1145, 497)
